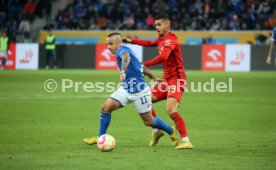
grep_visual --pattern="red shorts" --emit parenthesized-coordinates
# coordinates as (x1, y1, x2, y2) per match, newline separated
(151, 79, 186, 103)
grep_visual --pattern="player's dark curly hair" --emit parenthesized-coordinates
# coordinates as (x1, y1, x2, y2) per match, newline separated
(155, 13, 170, 21)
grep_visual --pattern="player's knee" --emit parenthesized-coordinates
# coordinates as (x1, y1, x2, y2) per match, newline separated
(151, 95, 158, 103)
(101, 103, 112, 112)
(166, 106, 177, 115)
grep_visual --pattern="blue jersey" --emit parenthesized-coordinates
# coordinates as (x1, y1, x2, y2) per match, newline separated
(273, 26, 276, 42)
(116, 45, 146, 93)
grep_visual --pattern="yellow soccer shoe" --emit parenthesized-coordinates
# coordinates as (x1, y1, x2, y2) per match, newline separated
(149, 130, 165, 146)
(175, 142, 193, 150)
(170, 126, 179, 147)
(84, 136, 98, 145)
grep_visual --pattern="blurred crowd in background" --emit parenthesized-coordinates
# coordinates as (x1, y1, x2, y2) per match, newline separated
(0, 0, 275, 43)
(0, 0, 52, 42)
(52, 0, 276, 30)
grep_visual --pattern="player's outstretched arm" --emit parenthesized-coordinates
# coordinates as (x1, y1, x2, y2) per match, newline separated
(120, 52, 130, 81)
(144, 47, 172, 67)
(122, 37, 132, 43)
(123, 37, 158, 47)
(267, 41, 275, 64)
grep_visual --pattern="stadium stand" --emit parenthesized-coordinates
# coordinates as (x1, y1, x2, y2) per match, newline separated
(0, 0, 53, 42)
(49, 0, 276, 31)
(1, 0, 276, 43)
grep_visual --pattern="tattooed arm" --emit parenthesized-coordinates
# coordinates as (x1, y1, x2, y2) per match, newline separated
(120, 52, 130, 81)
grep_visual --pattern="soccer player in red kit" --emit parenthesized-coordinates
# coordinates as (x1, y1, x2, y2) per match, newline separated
(123, 14, 193, 150)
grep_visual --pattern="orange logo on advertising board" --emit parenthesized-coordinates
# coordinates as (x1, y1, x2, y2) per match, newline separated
(202, 45, 225, 71)
(95, 44, 117, 70)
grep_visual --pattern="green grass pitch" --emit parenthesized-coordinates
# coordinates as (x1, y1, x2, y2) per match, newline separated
(0, 70, 275, 170)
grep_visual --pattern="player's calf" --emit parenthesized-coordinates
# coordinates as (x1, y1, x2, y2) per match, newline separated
(140, 113, 172, 134)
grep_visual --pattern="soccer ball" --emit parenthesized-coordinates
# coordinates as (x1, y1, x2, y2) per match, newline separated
(97, 134, 116, 151)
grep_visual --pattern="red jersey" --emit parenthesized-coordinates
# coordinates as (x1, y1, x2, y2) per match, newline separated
(132, 32, 186, 82)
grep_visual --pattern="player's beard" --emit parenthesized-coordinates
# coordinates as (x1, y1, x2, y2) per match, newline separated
(157, 30, 163, 36)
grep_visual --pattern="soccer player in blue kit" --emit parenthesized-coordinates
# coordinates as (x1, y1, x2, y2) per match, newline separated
(266, 26, 276, 66)
(84, 32, 178, 146)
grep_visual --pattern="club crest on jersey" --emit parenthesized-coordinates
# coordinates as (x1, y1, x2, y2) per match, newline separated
(159, 46, 164, 54)
(165, 39, 171, 46)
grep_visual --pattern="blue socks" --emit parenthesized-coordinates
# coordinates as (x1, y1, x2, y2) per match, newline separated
(98, 111, 111, 137)
(153, 117, 173, 135)
(97, 112, 172, 137)
(2, 58, 6, 67)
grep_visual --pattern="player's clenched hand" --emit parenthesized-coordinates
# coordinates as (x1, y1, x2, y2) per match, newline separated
(154, 78, 164, 84)
(122, 38, 132, 43)
(120, 70, 126, 81)
(266, 56, 272, 64)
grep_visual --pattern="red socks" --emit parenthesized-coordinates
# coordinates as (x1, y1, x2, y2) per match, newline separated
(170, 112, 188, 138)
(152, 109, 188, 138)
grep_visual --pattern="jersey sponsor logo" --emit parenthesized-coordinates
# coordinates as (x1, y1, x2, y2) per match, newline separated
(202, 45, 225, 71)
(164, 39, 171, 46)
(96, 44, 117, 70)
